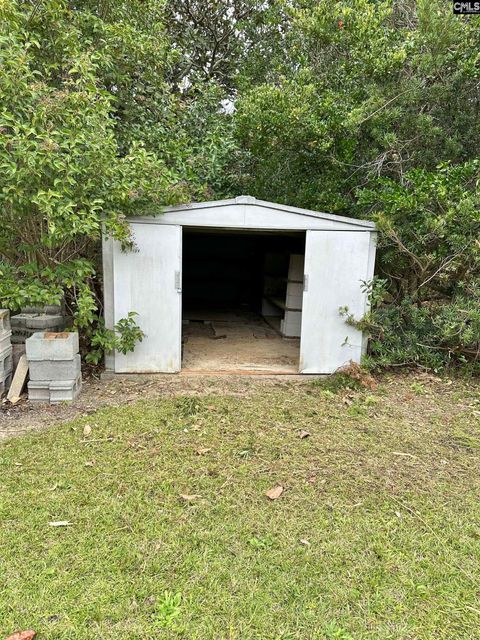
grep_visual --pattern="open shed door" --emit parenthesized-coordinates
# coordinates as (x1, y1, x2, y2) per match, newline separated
(300, 230, 373, 374)
(113, 223, 182, 372)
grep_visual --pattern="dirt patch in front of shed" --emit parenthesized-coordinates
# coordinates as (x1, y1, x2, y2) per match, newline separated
(1, 370, 477, 445)
(0, 373, 303, 441)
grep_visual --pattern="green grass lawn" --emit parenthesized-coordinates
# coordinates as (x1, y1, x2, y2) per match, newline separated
(1, 375, 480, 639)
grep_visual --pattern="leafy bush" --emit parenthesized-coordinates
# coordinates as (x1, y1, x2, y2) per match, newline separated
(233, 1, 480, 372)
(0, 0, 233, 363)
(357, 162, 480, 372)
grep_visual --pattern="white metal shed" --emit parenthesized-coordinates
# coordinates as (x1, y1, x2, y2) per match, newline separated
(102, 196, 376, 374)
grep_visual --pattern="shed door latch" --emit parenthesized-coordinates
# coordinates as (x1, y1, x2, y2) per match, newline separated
(175, 270, 182, 292)
(303, 274, 308, 292)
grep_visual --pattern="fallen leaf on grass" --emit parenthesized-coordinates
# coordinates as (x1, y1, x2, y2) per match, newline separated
(5, 631, 36, 640)
(298, 430, 310, 439)
(265, 485, 284, 500)
(48, 521, 73, 527)
(196, 447, 211, 456)
(180, 494, 201, 502)
(299, 539, 311, 546)
(83, 424, 92, 437)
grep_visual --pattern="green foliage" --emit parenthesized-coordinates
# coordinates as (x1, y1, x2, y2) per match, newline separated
(356, 284, 480, 372)
(355, 162, 480, 371)
(86, 312, 145, 365)
(323, 622, 353, 640)
(0, 0, 234, 363)
(233, 0, 480, 371)
(2, 0, 479, 370)
(152, 590, 182, 630)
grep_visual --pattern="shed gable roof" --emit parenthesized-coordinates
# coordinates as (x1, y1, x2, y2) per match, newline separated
(130, 196, 375, 232)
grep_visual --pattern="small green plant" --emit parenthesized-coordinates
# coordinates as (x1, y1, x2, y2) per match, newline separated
(175, 397, 202, 418)
(411, 382, 426, 395)
(248, 534, 275, 550)
(152, 590, 182, 630)
(86, 312, 144, 364)
(322, 621, 353, 639)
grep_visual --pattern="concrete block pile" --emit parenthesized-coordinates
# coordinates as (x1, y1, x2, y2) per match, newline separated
(11, 305, 65, 344)
(0, 310, 13, 395)
(26, 332, 82, 403)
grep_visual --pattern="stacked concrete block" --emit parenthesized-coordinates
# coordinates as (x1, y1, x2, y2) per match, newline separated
(280, 254, 305, 338)
(26, 332, 82, 404)
(11, 305, 65, 344)
(0, 310, 13, 395)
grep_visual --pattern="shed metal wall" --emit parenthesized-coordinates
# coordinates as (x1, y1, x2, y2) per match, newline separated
(103, 197, 377, 374)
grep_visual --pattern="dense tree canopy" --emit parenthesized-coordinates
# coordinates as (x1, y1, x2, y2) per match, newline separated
(0, 0, 234, 359)
(233, 0, 480, 370)
(0, 0, 479, 369)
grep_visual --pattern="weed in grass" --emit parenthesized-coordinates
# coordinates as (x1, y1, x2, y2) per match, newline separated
(248, 534, 276, 550)
(322, 621, 353, 639)
(411, 381, 426, 395)
(152, 590, 182, 630)
(175, 396, 201, 418)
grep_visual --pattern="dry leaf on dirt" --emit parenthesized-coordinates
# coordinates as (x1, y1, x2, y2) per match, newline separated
(180, 494, 201, 502)
(48, 521, 73, 527)
(83, 424, 92, 437)
(196, 447, 211, 455)
(299, 430, 310, 439)
(5, 631, 37, 640)
(265, 485, 284, 500)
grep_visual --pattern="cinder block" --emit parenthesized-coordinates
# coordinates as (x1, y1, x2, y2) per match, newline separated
(11, 313, 64, 331)
(0, 310, 11, 333)
(29, 354, 81, 381)
(10, 314, 34, 329)
(11, 330, 33, 344)
(0, 371, 12, 395)
(286, 283, 303, 310)
(288, 254, 305, 282)
(27, 373, 82, 404)
(0, 331, 12, 352)
(27, 315, 65, 330)
(26, 332, 79, 361)
(0, 346, 13, 377)
(281, 310, 302, 338)
(50, 375, 82, 403)
(12, 343, 26, 371)
(22, 305, 63, 315)
(27, 380, 50, 403)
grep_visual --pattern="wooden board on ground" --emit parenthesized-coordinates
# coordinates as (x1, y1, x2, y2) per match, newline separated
(7, 354, 29, 404)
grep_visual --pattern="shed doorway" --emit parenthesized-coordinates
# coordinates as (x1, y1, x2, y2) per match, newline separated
(181, 228, 305, 373)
